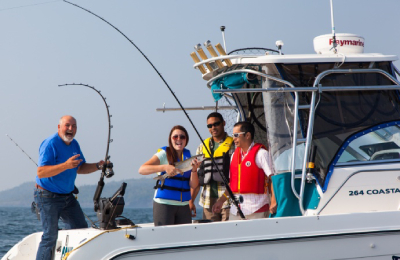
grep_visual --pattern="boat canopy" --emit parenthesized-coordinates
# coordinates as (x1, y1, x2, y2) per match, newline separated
(209, 60, 400, 192)
(269, 61, 400, 190)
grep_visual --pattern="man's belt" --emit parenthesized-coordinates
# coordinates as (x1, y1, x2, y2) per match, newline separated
(35, 183, 47, 191)
(35, 183, 72, 196)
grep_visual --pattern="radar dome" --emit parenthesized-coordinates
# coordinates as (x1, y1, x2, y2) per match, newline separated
(314, 33, 364, 54)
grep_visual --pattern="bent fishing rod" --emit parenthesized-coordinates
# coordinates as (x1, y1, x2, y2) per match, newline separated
(58, 83, 115, 213)
(63, 0, 246, 219)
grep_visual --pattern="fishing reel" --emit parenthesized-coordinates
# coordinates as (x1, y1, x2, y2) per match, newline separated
(236, 195, 244, 204)
(228, 195, 244, 205)
(99, 161, 114, 178)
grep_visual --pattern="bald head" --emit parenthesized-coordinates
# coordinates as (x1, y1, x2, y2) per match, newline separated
(59, 115, 76, 125)
(58, 115, 77, 144)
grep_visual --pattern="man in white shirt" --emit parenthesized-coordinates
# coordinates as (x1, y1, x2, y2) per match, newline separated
(212, 121, 273, 220)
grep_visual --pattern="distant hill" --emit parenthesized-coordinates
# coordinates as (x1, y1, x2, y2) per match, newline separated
(0, 178, 201, 209)
(0, 178, 158, 208)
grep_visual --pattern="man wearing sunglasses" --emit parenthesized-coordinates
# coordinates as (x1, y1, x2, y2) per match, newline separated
(190, 112, 234, 221)
(212, 121, 273, 220)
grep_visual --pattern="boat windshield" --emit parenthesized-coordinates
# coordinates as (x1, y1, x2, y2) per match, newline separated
(337, 124, 400, 163)
(265, 61, 399, 190)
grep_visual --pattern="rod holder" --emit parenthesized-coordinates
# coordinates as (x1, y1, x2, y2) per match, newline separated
(194, 44, 213, 72)
(215, 43, 232, 67)
(204, 40, 224, 68)
(190, 52, 207, 74)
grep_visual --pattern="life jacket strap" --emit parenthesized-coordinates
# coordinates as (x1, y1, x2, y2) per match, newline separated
(203, 162, 224, 168)
(203, 168, 222, 174)
(169, 176, 190, 181)
(154, 180, 190, 192)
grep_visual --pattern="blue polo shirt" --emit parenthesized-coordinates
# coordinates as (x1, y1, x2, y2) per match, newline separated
(36, 133, 86, 194)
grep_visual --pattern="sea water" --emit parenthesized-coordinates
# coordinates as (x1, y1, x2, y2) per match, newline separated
(0, 207, 153, 258)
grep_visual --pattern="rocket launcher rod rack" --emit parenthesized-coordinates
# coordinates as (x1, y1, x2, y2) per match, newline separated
(190, 40, 233, 75)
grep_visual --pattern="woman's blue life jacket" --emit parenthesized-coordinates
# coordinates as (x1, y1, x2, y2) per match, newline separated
(154, 146, 192, 202)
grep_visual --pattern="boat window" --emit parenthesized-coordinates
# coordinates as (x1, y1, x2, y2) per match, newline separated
(274, 144, 305, 174)
(337, 125, 400, 163)
(337, 150, 361, 163)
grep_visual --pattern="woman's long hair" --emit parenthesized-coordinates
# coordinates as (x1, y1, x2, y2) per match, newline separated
(166, 125, 189, 164)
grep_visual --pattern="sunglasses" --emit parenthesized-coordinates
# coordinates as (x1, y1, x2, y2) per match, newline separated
(207, 121, 222, 129)
(232, 132, 246, 138)
(172, 135, 186, 140)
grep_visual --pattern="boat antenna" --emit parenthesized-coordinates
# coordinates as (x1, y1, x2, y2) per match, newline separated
(6, 134, 37, 166)
(58, 83, 115, 212)
(330, 0, 337, 53)
(220, 26, 227, 52)
(62, 0, 246, 219)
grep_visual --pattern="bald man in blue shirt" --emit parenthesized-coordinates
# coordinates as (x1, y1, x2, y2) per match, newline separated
(34, 115, 104, 260)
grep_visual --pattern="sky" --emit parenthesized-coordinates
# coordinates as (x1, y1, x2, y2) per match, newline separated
(0, 0, 399, 192)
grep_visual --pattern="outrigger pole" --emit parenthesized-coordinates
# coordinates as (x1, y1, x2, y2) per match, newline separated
(63, 0, 246, 219)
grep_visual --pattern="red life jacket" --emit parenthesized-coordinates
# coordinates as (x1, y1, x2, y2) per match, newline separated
(230, 143, 266, 194)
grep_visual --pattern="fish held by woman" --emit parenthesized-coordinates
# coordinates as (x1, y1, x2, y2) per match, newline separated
(153, 154, 205, 183)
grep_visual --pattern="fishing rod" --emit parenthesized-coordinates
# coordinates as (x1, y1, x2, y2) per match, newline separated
(62, 0, 246, 219)
(6, 134, 38, 166)
(58, 83, 115, 212)
(6, 134, 43, 220)
(58, 83, 128, 230)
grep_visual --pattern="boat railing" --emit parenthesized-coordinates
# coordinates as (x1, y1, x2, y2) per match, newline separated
(394, 65, 400, 78)
(192, 55, 264, 76)
(213, 68, 400, 215)
(227, 47, 279, 55)
(297, 68, 400, 214)
(210, 68, 304, 203)
(194, 55, 256, 69)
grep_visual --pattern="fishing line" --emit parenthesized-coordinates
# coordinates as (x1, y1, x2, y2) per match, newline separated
(63, 0, 246, 219)
(0, 0, 61, 12)
(6, 134, 38, 166)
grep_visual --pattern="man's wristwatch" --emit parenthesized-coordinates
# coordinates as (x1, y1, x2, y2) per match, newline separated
(96, 163, 101, 170)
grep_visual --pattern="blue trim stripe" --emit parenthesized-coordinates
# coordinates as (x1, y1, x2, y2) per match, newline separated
(322, 120, 400, 192)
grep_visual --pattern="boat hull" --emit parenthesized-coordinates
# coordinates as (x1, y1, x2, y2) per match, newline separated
(3, 211, 400, 260)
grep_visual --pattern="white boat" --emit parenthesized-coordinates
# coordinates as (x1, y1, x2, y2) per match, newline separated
(4, 5, 400, 260)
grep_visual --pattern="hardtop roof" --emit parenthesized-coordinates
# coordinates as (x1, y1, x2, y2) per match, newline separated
(229, 53, 398, 64)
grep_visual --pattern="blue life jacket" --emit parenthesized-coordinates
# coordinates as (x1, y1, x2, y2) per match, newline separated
(154, 146, 192, 202)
